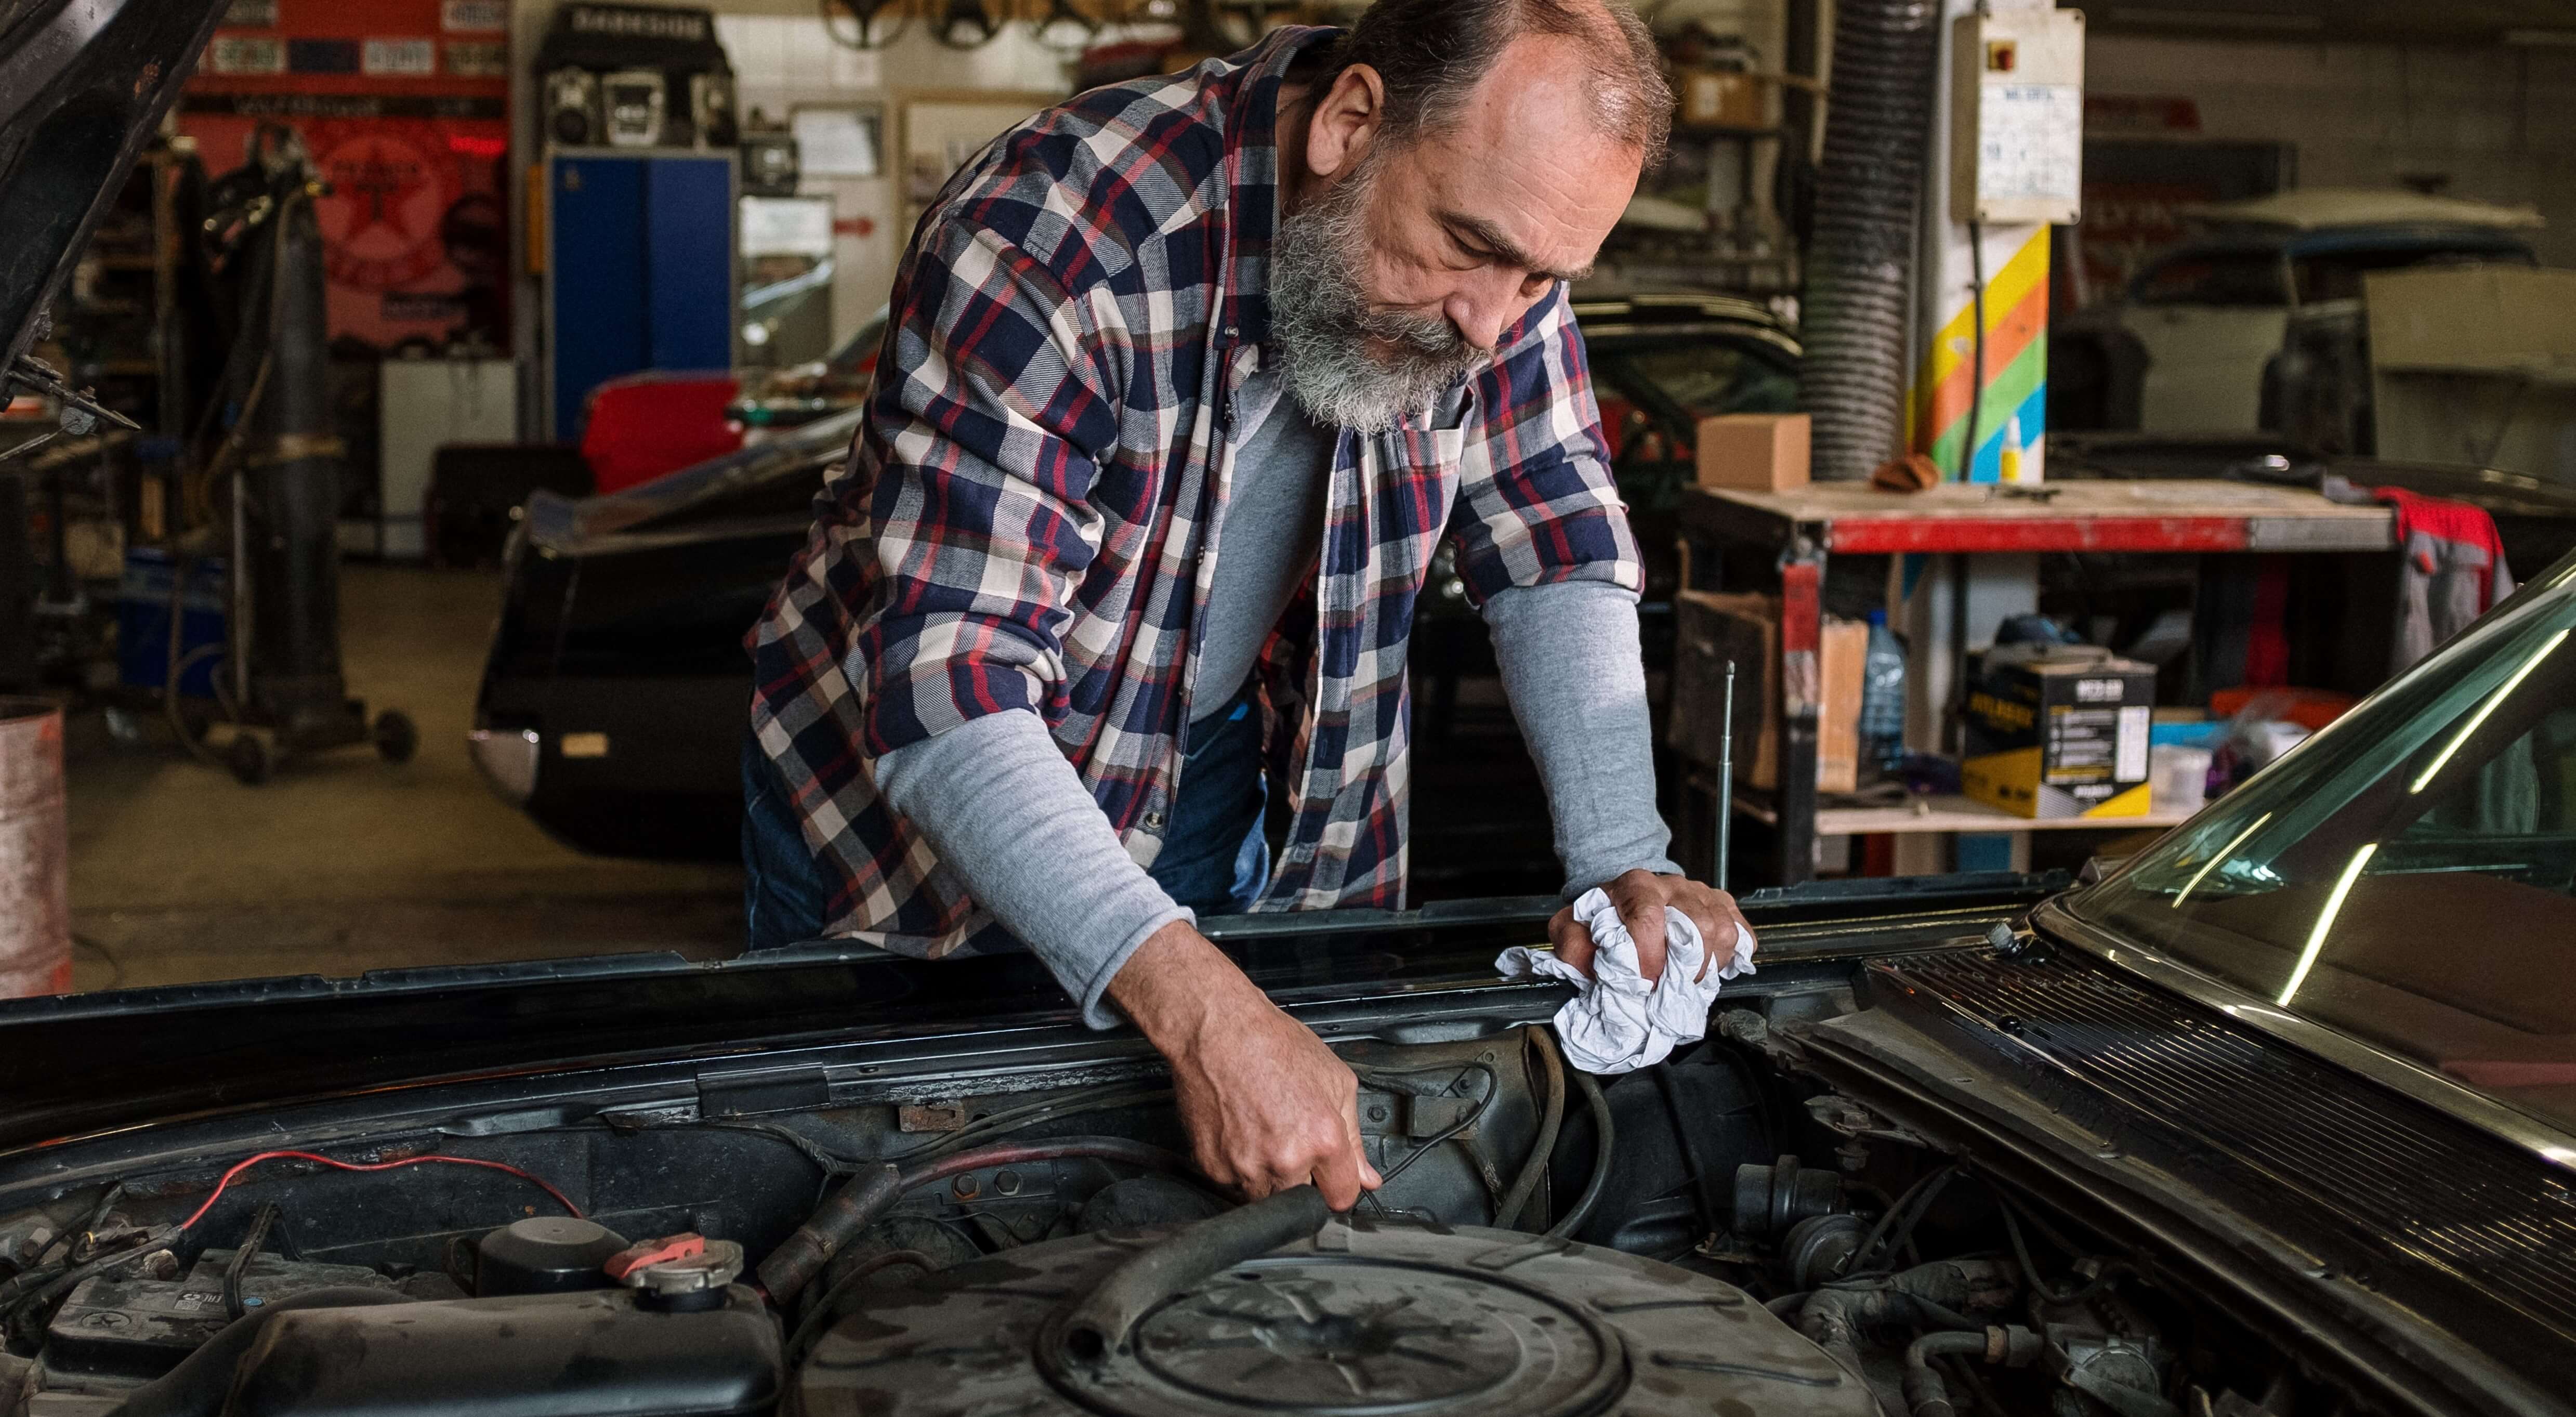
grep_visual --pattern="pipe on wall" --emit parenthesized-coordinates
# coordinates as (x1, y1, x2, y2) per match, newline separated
(1797, 0, 1941, 481)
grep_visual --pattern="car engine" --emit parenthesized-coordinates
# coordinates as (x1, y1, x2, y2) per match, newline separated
(0, 1021, 2325, 1417)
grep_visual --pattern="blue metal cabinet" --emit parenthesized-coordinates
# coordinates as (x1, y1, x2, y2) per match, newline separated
(544, 150, 737, 440)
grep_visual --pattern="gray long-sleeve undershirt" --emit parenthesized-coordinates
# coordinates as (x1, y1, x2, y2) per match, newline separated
(874, 373, 1675, 1029)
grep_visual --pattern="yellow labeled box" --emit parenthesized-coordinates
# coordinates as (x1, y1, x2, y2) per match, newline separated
(1961, 647, 2156, 819)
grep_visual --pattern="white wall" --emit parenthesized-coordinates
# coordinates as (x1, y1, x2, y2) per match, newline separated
(504, 0, 1795, 381)
(509, 0, 1080, 374)
(714, 15, 1077, 339)
(2089, 34, 2576, 268)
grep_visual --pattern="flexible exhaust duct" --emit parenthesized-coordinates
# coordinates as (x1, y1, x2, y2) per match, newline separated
(1798, 0, 1941, 481)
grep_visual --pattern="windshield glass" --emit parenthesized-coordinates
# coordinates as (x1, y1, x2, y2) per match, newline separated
(2131, 250, 2286, 307)
(2070, 555, 2576, 1135)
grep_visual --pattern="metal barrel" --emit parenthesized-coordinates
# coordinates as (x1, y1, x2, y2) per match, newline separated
(0, 699, 70, 998)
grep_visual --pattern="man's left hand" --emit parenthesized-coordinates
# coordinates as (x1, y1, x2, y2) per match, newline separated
(1547, 869, 1754, 985)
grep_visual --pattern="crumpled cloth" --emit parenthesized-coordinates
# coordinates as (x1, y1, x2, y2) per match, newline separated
(1493, 887, 1758, 1074)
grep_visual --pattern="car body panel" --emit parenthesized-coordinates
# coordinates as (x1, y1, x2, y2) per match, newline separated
(0, 874, 2057, 1157)
(579, 370, 746, 494)
(2133, 304, 2288, 430)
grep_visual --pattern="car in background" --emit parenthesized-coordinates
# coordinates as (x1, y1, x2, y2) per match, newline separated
(471, 292, 1801, 866)
(2053, 188, 2542, 437)
(571, 310, 890, 496)
(727, 307, 888, 437)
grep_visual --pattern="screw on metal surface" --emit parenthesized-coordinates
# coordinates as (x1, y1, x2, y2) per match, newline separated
(952, 1174, 980, 1200)
(995, 1170, 1021, 1196)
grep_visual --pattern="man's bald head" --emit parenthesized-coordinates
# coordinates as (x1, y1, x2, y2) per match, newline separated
(1315, 0, 1672, 169)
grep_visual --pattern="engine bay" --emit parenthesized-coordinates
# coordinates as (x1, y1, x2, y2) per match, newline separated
(0, 998, 2341, 1417)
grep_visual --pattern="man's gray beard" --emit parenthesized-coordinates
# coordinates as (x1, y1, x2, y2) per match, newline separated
(1269, 162, 1490, 435)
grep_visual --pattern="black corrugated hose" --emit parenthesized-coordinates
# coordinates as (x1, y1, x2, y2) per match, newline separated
(1798, 0, 1943, 481)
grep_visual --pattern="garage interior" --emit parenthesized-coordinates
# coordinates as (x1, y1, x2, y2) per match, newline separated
(7, 0, 2576, 996)
(9, 2, 2576, 1413)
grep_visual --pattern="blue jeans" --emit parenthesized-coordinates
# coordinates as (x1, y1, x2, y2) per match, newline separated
(741, 694, 1268, 951)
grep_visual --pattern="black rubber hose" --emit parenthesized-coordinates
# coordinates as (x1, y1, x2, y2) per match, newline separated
(1961, 219, 1988, 480)
(1651, 1064, 1728, 1238)
(1798, 0, 1941, 481)
(1842, 1164, 1954, 1279)
(757, 1137, 1191, 1305)
(1058, 1185, 1331, 1362)
(1544, 1070, 1614, 1240)
(104, 1287, 405, 1417)
(1904, 1330, 1990, 1417)
(1496, 1026, 1566, 1229)
(220, 1202, 281, 1320)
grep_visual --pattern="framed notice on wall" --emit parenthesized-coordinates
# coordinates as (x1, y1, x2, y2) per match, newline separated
(895, 91, 1058, 232)
(790, 104, 882, 180)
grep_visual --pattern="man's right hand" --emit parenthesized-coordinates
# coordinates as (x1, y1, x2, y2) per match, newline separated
(1106, 920, 1383, 1210)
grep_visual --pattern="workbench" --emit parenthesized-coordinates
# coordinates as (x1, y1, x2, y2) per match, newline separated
(1676, 479, 2396, 886)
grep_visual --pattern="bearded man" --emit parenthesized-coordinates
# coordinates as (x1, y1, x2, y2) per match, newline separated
(744, 0, 1754, 1210)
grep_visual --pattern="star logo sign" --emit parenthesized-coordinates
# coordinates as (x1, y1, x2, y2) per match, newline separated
(314, 126, 457, 293)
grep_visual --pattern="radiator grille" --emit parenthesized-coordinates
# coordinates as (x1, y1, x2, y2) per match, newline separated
(1874, 950, 2576, 1342)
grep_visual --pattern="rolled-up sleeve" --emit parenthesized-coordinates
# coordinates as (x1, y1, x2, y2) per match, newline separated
(1446, 287, 1642, 607)
(843, 221, 1124, 758)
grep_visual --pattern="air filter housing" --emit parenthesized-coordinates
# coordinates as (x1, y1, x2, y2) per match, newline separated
(799, 1219, 1874, 1417)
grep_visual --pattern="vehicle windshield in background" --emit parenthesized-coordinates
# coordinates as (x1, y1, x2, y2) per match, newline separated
(1601, 342, 1799, 419)
(2070, 554, 2576, 1135)
(2132, 250, 2285, 307)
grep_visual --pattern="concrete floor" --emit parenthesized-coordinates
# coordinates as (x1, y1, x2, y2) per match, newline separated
(65, 565, 744, 992)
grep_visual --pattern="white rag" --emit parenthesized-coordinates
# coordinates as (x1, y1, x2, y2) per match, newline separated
(1494, 887, 1757, 1075)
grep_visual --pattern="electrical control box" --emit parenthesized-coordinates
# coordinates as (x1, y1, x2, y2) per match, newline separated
(1949, 7, 2086, 226)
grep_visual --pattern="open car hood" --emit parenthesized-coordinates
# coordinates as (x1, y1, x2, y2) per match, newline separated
(0, 0, 225, 371)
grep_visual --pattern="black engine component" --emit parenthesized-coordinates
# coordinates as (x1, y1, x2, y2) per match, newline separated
(123, 1285, 776, 1417)
(472, 1217, 628, 1297)
(1074, 1176, 1226, 1233)
(1544, 1046, 1769, 1253)
(45, 1251, 398, 1380)
(801, 1215, 1876, 1417)
(1734, 1154, 1847, 1237)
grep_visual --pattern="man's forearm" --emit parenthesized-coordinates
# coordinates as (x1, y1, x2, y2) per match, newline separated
(1482, 578, 1683, 892)
(873, 710, 1188, 1026)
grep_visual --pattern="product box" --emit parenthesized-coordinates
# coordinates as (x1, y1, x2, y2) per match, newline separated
(1674, 68, 1766, 129)
(1695, 412, 1810, 494)
(1668, 591, 1865, 793)
(1961, 646, 2156, 819)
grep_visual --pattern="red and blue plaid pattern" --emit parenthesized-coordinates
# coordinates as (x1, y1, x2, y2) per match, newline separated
(746, 27, 1640, 958)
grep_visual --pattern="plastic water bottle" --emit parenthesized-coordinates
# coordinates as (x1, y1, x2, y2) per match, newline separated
(1861, 609, 1906, 776)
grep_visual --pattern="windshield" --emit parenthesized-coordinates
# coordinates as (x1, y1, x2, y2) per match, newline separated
(2070, 554, 2576, 1135)
(2131, 250, 2286, 307)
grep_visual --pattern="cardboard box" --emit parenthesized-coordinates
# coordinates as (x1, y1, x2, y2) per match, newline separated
(1696, 413, 1810, 494)
(1961, 647, 2156, 819)
(1675, 68, 1765, 129)
(1668, 591, 1863, 793)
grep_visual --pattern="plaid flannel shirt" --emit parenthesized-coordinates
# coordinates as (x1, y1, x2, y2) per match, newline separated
(746, 26, 1641, 959)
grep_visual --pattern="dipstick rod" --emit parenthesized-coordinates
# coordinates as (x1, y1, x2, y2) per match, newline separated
(1716, 660, 1736, 894)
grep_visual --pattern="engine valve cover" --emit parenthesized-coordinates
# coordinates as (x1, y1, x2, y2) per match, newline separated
(801, 1221, 1874, 1417)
